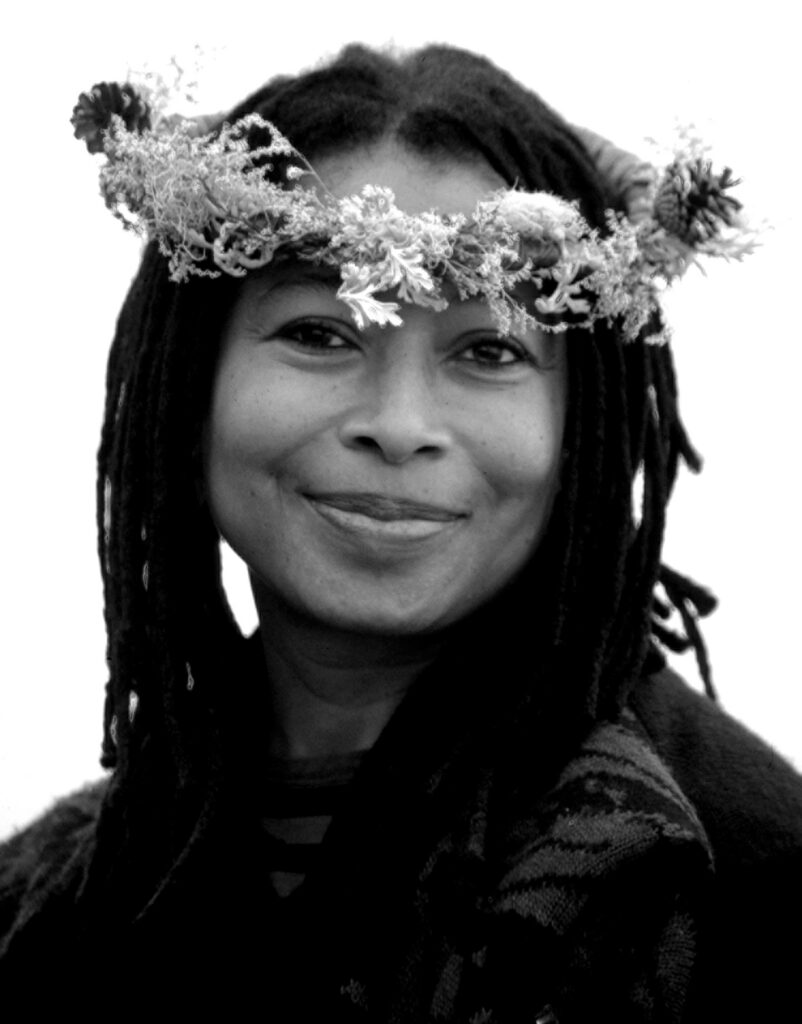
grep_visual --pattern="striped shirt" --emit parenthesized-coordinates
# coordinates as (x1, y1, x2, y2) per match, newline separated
(261, 750, 364, 897)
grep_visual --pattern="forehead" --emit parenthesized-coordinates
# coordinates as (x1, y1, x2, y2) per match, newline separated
(314, 140, 506, 216)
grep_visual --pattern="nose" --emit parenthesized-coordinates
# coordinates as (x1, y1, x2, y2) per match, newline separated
(338, 350, 452, 464)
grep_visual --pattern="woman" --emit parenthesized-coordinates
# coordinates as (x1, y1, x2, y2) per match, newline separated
(2, 44, 800, 1020)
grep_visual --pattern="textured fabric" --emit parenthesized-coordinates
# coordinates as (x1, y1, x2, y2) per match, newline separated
(1, 668, 801, 1022)
(364, 709, 712, 1023)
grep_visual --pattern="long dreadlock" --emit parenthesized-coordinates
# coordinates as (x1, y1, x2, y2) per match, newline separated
(87, 43, 715, 923)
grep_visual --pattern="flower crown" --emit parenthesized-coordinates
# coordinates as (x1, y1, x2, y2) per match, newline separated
(72, 81, 759, 343)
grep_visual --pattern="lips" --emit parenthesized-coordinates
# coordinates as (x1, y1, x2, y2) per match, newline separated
(304, 492, 467, 522)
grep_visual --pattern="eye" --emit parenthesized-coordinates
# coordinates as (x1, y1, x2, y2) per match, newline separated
(276, 318, 356, 353)
(457, 333, 534, 369)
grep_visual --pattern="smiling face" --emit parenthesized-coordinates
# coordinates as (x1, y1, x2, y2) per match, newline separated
(205, 142, 567, 637)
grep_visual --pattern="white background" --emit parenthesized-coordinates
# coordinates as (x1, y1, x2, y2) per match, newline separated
(1, 2, 799, 839)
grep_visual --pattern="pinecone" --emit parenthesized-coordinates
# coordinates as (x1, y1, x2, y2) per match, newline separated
(71, 82, 151, 155)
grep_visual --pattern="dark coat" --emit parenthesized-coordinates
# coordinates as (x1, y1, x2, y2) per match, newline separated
(1, 667, 801, 1022)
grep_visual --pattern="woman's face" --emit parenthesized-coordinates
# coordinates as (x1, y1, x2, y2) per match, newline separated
(205, 143, 567, 637)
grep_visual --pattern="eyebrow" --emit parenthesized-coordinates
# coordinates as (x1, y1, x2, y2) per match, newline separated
(254, 262, 341, 298)
(239, 264, 344, 321)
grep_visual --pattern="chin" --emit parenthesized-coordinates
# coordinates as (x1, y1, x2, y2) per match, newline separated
(278, 584, 469, 639)
(316, 602, 456, 638)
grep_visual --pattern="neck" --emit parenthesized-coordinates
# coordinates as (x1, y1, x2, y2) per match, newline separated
(252, 582, 446, 759)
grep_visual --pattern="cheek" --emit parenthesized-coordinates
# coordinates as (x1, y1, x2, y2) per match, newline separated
(206, 362, 312, 478)
(204, 373, 287, 546)
(473, 384, 566, 510)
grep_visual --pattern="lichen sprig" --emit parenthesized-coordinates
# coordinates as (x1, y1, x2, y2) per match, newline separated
(72, 81, 760, 343)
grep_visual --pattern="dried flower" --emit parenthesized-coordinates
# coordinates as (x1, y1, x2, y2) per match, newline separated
(71, 82, 151, 154)
(494, 190, 584, 245)
(653, 158, 743, 246)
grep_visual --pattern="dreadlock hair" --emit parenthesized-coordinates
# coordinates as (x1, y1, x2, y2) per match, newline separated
(84, 43, 715, 927)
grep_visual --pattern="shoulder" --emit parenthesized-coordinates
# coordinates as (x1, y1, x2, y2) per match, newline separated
(630, 667, 802, 866)
(0, 781, 106, 950)
(630, 669, 802, 1019)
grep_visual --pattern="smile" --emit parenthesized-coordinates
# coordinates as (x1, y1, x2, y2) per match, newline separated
(304, 492, 467, 541)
